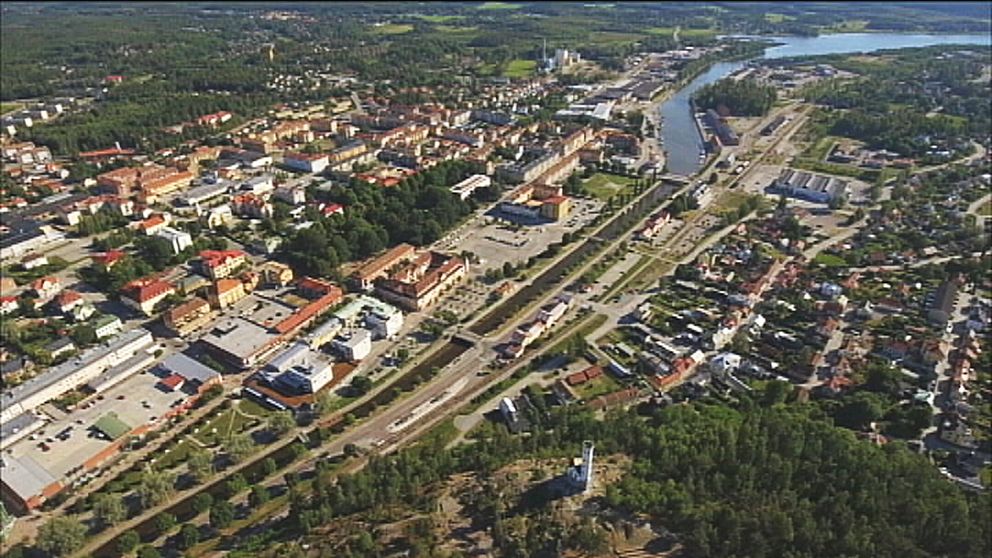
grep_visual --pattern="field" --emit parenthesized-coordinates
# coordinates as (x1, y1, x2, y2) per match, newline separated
(415, 14, 464, 22)
(477, 2, 522, 9)
(0, 102, 23, 114)
(573, 372, 622, 400)
(979, 197, 992, 217)
(583, 172, 638, 201)
(370, 23, 414, 35)
(503, 59, 537, 78)
(813, 253, 849, 267)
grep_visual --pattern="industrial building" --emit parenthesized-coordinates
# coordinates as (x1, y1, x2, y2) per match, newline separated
(767, 168, 848, 204)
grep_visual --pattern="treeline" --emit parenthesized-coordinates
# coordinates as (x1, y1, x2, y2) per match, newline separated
(280, 160, 480, 278)
(694, 78, 777, 117)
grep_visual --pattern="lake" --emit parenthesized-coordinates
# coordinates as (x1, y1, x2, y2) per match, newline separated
(659, 32, 992, 176)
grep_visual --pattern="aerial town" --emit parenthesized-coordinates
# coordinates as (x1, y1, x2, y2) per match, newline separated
(0, 2, 990, 557)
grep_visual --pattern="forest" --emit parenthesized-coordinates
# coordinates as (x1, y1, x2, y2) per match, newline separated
(231, 397, 992, 558)
(693, 78, 778, 117)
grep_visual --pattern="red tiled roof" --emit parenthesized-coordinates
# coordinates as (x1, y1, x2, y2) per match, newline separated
(123, 278, 174, 303)
(160, 374, 185, 390)
(199, 250, 246, 269)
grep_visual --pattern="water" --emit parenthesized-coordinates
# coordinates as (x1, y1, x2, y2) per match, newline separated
(659, 32, 992, 176)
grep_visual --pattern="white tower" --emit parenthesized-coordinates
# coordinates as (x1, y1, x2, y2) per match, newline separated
(567, 440, 595, 492)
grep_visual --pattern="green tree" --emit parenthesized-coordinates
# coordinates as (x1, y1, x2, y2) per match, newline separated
(154, 512, 177, 535)
(249, 485, 271, 507)
(191, 493, 213, 514)
(36, 516, 86, 557)
(179, 524, 200, 550)
(92, 492, 126, 530)
(224, 432, 254, 463)
(351, 375, 373, 396)
(266, 411, 297, 437)
(117, 530, 140, 555)
(209, 501, 235, 529)
(186, 447, 214, 482)
(136, 545, 161, 558)
(136, 469, 175, 510)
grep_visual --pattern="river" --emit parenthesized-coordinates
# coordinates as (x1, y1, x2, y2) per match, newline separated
(659, 32, 992, 176)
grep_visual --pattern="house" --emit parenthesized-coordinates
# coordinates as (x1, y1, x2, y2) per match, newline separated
(20, 253, 48, 270)
(198, 250, 248, 280)
(45, 338, 76, 360)
(31, 276, 61, 300)
(927, 280, 958, 327)
(332, 329, 372, 362)
(91, 250, 126, 271)
(121, 278, 175, 315)
(53, 290, 84, 314)
(71, 303, 96, 322)
(93, 314, 123, 339)
(0, 296, 19, 315)
(209, 278, 247, 310)
(138, 214, 169, 236)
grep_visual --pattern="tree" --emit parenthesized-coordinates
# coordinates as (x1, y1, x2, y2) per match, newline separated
(179, 524, 200, 550)
(191, 493, 213, 514)
(117, 530, 140, 555)
(136, 545, 161, 558)
(351, 375, 373, 396)
(71, 324, 98, 347)
(267, 411, 297, 438)
(209, 501, 235, 529)
(136, 469, 175, 510)
(154, 512, 177, 535)
(249, 485, 271, 507)
(224, 432, 254, 464)
(36, 516, 86, 557)
(186, 447, 214, 483)
(92, 492, 126, 530)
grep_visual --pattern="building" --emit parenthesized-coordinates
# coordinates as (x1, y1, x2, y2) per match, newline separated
(156, 227, 193, 254)
(303, 317, 343, 349)
(928, 281, 958, 327)
(703, 109, 739, 146)
(262, 342, 335, 395)
(566, 441, 594, 492)
(352, 243, 417, 290)
(93, 314, 123, 339)
(283, 152, 329, 174)
(30, 276, 61, 300)
(20, 253, 48, 270)
(157, 353, 222, 394)
(449, 174, 491, 201)
(163, 297, 214, 336)
(539, 196, 570, 222)
(53, 290, 83, 314)
(260, 261, 294, 287)
(0, 328, 154, 426)
(121, 278, 175, 315)
(768, 169, 848, 205)
(231, 193, 273, 219)
(242, 174, 275, 196)
(332, 329, 372, 362)
(209, 278, 247, 310)
(198, 249, 248, 280)
(177, 179, 231, 206)
(201, 317, 281, 369)
(365, 304, 404, 340)
(375, 251, 467, 311)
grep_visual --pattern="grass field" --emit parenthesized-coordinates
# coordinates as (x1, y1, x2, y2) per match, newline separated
(434, 24, 479, 34)
(193, 407, 257, 447)
(583, 172, 638, 201)
(0, 102, 24, 114)
(503, 59, 537, 78)
(371, 23, 414, 35)
(822, 19, 869, 33)
(805, 135, 839, 161)
(764, 13, 796, 23)
(574, 373, 621, 400)
(979, 197, 992, 217)
(415, 14, 463, 22)
(813, 253, 849, 267)
(477, 1, 522, 9)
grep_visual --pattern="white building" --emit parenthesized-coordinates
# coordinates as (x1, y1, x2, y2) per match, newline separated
(156, 227, 193, 254)
(365, 307, 403, 340)
(710, 352, 742, 374)
(242, 174, 276, 196)
(449, 174, 491, 201)
(332, 329, 372, 362)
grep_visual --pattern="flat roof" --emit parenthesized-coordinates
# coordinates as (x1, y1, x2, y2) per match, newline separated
(159, 353, 221, 385)
(201, 317, 278, 360)
(93, 412, 131, 441)
(0, 453, 58, 502)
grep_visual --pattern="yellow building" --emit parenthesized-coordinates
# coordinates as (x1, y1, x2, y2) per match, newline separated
(260, 261, 294, 287)
(209, 279, 247, 310)
(540, 196, 571, 222)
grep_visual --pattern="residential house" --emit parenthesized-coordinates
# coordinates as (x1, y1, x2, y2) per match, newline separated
(93, 314, 123, 339)
(121, 278, 175, 315)
(209, 278, 247, 310)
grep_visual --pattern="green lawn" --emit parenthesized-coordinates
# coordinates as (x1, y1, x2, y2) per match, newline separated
(805, 135, 839, 162)
(477, 2, 522, 9)
(503, 59, 537, 78)
(415, 14, 463, 22)
(575, 373, 621, 401)
(813, 253, 849, 267)
(764, 13, 796, 23)
(0, 102, 23, 115)
(435, 24, 479, 34)
(583, 172, 638, 201)
(193, 408, 257, 447)
(979, 197, 992, 217)
(370, 23, 414, 35)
